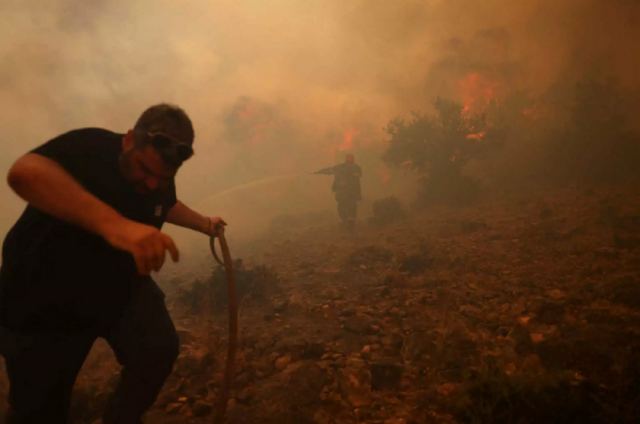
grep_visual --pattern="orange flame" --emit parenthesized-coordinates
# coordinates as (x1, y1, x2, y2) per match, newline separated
(457, 72, 499, 114)
(338, 128, 358, 152)
(465, 131, 486, 141)
(230, 97, 275, 146)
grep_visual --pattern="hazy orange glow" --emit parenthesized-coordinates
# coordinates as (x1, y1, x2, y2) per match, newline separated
(458, 72, 500, 115)
(338, 128, 358, 152)
(377, 164, 391, 184)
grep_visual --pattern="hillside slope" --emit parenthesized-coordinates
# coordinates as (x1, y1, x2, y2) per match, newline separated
(1, 184, 639, 423)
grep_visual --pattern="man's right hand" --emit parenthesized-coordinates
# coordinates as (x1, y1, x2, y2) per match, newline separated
(101, 219, 179, 275)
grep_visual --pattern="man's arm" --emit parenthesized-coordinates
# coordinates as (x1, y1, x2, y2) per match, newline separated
(7, 153, 179, 275)
(165, 200, 225, 236)
(313, 165, 337, 175)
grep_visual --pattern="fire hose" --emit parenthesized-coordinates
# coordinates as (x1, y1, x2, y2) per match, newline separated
(209, 229, 238, 423)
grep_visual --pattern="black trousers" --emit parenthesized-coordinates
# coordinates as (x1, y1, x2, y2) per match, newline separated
(2, 279, 179, 424)
(337, 199, 357, 227)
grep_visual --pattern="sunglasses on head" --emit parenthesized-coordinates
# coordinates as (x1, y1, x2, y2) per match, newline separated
(146, 131, 194, 162)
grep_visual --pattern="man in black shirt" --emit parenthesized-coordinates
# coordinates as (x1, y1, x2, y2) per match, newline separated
(0, 104, 225, 423)
(314, 153, 362, 230)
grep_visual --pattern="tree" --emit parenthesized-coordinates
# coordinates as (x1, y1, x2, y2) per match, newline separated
(562, 79, 640, 182)
(383, 98, 498, 205)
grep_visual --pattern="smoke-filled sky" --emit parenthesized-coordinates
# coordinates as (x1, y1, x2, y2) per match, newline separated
(2, 0, 639, 246)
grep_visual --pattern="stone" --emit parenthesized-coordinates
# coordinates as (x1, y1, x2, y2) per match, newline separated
(272, 298, 289, 313)
(370, 361, 404, 390)
(165, 402, 183, 414)
(191, 400, 213, 417)
(344, 315, 373, 334)
(301, 342, 325, 359)
(274, 355, 292, 371)
(384, 419, 407, 424)
(536, 302, 565, 324)
(338, 359, 372, 407)
(286, 362, 327, 406)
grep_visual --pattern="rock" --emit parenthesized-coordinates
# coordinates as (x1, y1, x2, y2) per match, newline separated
(225, 403, 251, 424)
(384, 418, 407, 424)
(510, 325, 533, 355)
(370, 361, 404, 390)
(535, 302, 565, 324)
(236, 387, 255, 403)
(614, 234, 640, 250)
(191, 400, 213, 417)
(286, 362, 327, 406)
(459, 303, 482, 318)
(344, 314, 374, 334)
(274, 355, 292, 371)
(380, 332, 404, 355)
(547, 289, 566, 300)
(339, 307, 356, 317)
(521, 354, 543, 373)
(301, 342, 325, 359)
(234, 370, 252, 386)
(272, 298, 289, 313)
(255, 357, 275, 376)
(338, 358, 372, 407)
(175, 328, 197, 346)
(383, 271, 408, 287)
(165, 402, 183, 414)
(529, 332, 545, 343)
(403, 331, 436, 360)
(436, 382, 458, 396)
(175, 347, 215, 376)
(388, 306, 402, 317)
(313, 409, 336, 424)
(517, 316, 532, 326)
(398, 251, 431, 275)
(595, 247, 618, 259)
(609, 276, 640, 308)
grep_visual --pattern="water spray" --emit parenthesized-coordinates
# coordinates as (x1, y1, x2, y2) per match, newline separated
(198, 173, 307, 205)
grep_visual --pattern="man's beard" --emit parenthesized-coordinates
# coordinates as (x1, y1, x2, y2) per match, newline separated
(118, 151, 154, 195)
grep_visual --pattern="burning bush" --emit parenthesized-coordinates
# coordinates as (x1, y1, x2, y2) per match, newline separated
(383, 98, 502, 205)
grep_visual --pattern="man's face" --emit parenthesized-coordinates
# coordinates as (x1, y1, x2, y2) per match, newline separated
(346, 154, 355, 164)
(120, 133, 176, 195)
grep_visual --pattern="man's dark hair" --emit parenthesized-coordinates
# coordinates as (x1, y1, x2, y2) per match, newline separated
(133, 103, 195, 167)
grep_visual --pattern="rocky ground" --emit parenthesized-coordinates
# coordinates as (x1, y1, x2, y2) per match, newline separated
(1, 184, 639, 423)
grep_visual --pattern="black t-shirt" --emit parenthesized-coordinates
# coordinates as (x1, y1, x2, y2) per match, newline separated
(0, 128, 177, 332)
(330, 163, 362, 200)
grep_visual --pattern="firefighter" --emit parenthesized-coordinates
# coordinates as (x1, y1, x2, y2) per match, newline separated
(314, 153, 362, 230)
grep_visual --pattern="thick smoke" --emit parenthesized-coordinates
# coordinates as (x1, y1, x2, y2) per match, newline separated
(1, 0, 639, 250)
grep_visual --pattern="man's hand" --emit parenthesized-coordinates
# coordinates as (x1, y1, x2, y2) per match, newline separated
(208, 216, 227, 237)
(101, 219, 179, 275)
(165, 201, 227, 238)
